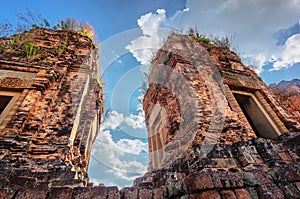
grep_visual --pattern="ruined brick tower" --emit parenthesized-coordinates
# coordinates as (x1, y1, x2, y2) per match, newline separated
(143, 34, 299, 170)
(139, 34, 300, 198)
(0, 28, 103, 188)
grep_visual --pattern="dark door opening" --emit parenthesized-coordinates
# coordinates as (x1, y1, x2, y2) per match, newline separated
(0, 95, 13, 114)
(233, 93, 279, 138)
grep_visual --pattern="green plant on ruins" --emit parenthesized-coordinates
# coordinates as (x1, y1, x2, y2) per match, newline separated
(0, 34, 23, 53)
(53, 17, 95, 41)
(94, 74, 105, 89)
(22, 40, 43, 57)
(0, 31, 43, 58)
(0, 10, 99, 59)
(187, 27, 210, 44)
(94, 62, 105, 89)
(187, 27, 234, 49)
(0, 10, 95, 43)
(210, 34, 233, 49)
(56, 41, 68, 55)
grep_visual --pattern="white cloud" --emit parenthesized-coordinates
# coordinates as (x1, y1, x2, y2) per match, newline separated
(124, 111, 145, 129)
(91, 129, 148, 183)
(183, 0, 300, 64)
(125, 8, 189, 64)
(125, 9, 168, 64)
(127, 0, 300, 72)
(242, 53, 267, 74)
(272, 34, 300, 70)
(103, 109, 145, 131)
(90, 102, 148, 185)
(102, 111, 124, 130)
(117, 139, 147, 155)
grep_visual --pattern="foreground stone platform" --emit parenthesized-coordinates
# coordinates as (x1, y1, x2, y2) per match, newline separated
(0, 132, 299, 198)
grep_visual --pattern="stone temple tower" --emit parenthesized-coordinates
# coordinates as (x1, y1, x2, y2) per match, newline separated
(143, 34, 300, 171)
(137, 34, 300, 198)
(0, 28, 103, 188)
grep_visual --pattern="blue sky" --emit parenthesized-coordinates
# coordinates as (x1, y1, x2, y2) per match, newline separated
(1, 0, 300, 187)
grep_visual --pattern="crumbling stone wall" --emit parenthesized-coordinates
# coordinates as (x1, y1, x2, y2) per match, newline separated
(1, 132, 299, 198)
(143, 34, 299, 170)
(0, 28, 103, 187)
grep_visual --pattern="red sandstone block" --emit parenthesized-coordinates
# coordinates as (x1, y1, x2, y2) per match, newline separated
(220, 190, 237, 199)
(245, 187, 259, 199)
(121, 187, 138, 199)
(211, 158, 238, 168)
(190, 190, 221, 199)
(211, 170, 243, 189)
(251, 154, 264, 164)
(183, 170, 214, 193)
(90, 186, 109, 199)
(15, 188, 48, 199)
(295, 182, 300, 192)
(138, 188, 152, 199)
(238, 153, 255, 166)
(152, 187, 163, 199)
(47, 187, 72, 199)
(278, 152, 292, 161)
(106, 186, 120, 199)
(241, 170, 271, 186)
(234, 189, 252, 199)
(0, 185, 19, 199)
(71, 187, 91, 199)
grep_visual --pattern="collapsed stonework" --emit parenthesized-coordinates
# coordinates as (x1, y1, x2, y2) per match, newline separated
(0, 30, 299, 199)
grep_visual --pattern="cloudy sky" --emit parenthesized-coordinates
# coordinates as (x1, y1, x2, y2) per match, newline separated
(1, 0, 300, 187)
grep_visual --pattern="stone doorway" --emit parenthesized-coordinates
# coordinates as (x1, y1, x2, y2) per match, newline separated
(0, 95, 13, 114)
(233, 92, 280, 138)
(0, 91, 21, 126)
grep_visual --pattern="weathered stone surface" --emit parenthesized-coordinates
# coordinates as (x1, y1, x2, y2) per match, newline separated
(279, 183, 300, 199)
(258, 184, 285, 199)
(152, 187, 163, 199)
(121, 187, 138, 199)
(234, 188, 252, 199)
(138, 188, 153, 199)
(211, 170, 244, 189)
(47, 187, 73, 199)
(140, 34, 300, 199)
(1, 31, 300, 198)
(104, 186, 120, 199)
(190, 190, 221, 199)
(245, 187, 259, 199)
(220, 190, 237, 199)
(143, 34, 297, 171)
(0, 28, 103, 188)
(183, 170, 214, 193)
(15, 187, 48, 199)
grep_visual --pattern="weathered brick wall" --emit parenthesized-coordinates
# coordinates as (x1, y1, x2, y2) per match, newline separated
(143, 34, 300, 170)
(1, 132, 299, 198)
(139, 34, 300, 199)
(0, 28, 103, 187)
